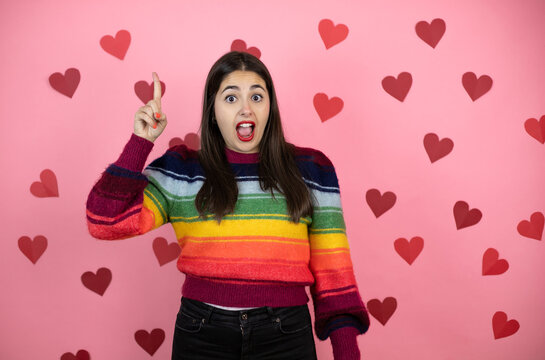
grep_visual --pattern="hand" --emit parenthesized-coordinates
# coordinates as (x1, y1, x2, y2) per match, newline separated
(133, 72, 167, 142)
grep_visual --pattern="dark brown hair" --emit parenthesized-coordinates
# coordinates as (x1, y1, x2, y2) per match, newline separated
(195, 51, 313, 223)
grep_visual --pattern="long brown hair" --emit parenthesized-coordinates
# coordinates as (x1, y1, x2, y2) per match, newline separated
(195, 51, 313, 223)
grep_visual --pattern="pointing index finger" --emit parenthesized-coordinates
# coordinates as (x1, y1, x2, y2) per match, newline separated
(152, 72, 162, 106)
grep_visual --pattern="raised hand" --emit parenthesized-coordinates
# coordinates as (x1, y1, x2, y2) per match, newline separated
(134, 72, 168, 142)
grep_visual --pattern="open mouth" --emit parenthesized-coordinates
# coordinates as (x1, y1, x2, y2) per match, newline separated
(236, 121, 255, 142)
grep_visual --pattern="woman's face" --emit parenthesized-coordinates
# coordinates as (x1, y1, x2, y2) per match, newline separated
(214, 70, 270, 154)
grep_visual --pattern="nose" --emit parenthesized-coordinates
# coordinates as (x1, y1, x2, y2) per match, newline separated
(240, 97, 253, 116)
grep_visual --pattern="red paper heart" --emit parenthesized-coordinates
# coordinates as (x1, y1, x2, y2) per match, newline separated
(135, 80, 166, 104)
(423, 133, 454, 163)
(135, 328, 165, 355)
(524, 115, 545, 144)
(169, 132, 201, 150)
(49, 68, 80, 98)
(313, 93, 343, 122)
(394, 237, 424, 265)
(382, 72, 412, 102)
(18, 235, 47, 264)
(60, 350, 90, 360)
(517, 211, 544, 240)
(462, 72, 493, 101)
(492, 311, 519, 339)
(366, 189, 396, 218)
(81, 267, 112, 296)
(366, 297, 397, 326)
(453, 201, 482, 229)
(415, 18, 446, 48)
(153, 237, 181, 266)
(482, 248, 509, 275)
(30, 169, 59, 197)
(318, 19, 349, 49)
(100, 30, 131, 60)
(231, 39, 261, 59)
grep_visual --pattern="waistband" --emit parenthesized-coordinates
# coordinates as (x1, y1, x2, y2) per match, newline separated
(181, 274, 310, 307)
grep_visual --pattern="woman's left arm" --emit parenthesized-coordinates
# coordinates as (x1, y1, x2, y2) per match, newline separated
(305, 149, 370, 360)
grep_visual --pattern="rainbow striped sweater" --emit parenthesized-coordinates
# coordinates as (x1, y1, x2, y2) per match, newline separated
(86, 133, 370, 354)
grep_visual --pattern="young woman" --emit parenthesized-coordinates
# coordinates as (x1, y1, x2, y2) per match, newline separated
(86, 51, 370, 359)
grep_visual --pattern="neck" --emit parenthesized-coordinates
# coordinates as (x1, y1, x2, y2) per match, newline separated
(224, 146, 259, 164)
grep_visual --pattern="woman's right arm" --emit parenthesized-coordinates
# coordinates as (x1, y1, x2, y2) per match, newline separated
(86, 72, 169, 240)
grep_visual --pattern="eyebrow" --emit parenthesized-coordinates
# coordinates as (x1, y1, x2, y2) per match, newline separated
(221, 84, 266, 94)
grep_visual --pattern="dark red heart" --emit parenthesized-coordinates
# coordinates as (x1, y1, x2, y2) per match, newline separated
(135, 80, 166, 104)
(462, 72, 493, 101)
(231, 39, 261, 59)
(492, 311, 519, 339)
(394, 237, 424, 265)
(100, 29, 131, 60)
(169, 132, 201, 150)
(366, 189, 396, 218)
(81, 267, 112, 296)
(524, 115, 545, 144)
(313, 93, 343, 122)
(135, 328, 165, 355)
(453, 201, 482, 229)
(18, 235, 47, 264)
(423, 133, 453, 163)
(366, 297, 397, 326)
(318, 19, 349, 49)
(30, 169, 59, 197)
(482, 248, 509, 275)
(153, 237, 181, 266)
(517, 211, 544, 240)
(60, 350, 90, 360)
(49, 68, 80, 98)
(382, 72, 412, 102)
(415, 18, 446, 48)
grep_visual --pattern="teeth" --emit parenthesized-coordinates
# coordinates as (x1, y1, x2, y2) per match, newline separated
(238, 123, 253, 128)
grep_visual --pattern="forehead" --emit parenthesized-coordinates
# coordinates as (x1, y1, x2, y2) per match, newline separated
(220, 70, 266, 88)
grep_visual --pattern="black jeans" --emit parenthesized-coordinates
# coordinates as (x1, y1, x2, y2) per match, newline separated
(171, 296, 318, 360)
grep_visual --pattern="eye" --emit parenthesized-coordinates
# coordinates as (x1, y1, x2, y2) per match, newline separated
(225, 95, 236, 103)
(252, 94, 263, 102)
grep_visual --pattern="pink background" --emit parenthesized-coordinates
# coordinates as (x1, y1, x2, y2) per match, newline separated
(2, 0, 545, 359)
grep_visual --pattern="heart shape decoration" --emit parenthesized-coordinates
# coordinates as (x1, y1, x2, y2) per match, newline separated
(49, 68, 80, 98)
(492, 311, 519, 339)
(423, 133, 453, 163)
(394, 237, 424, 265)
(18, 235, 48, 264)
(81, 267, 112, 296)
(153, 237, 181, 266)
(366, 189, 396, 218)
(382, 72, 412, 102)
(313, 93, 343, 122)
(60, 350, 90, 360)
(517, 211, 544, 240)
(169, 132, 201, 150)
(415, 18, 446, 48)
(366, 297, 397, 326)
(135, 328, 165, 355)
(318, 19, 349, 49)
(30, 169, 59, 197)
(482, 248, 509, 275)
(453, 201, 482, 229)
(524, 115, 545, 144)
(231, 39, 261, 59)
(135, 79, 166, 104)
(100, 29, 131, 60)
(462, 72, 493, 101)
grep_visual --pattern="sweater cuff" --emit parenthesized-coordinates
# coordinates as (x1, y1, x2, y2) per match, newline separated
(113, 133, 155, 172)
(330, 326, 361, 360)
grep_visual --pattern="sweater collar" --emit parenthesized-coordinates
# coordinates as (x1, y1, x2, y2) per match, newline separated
(224, 146, 259, 164)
